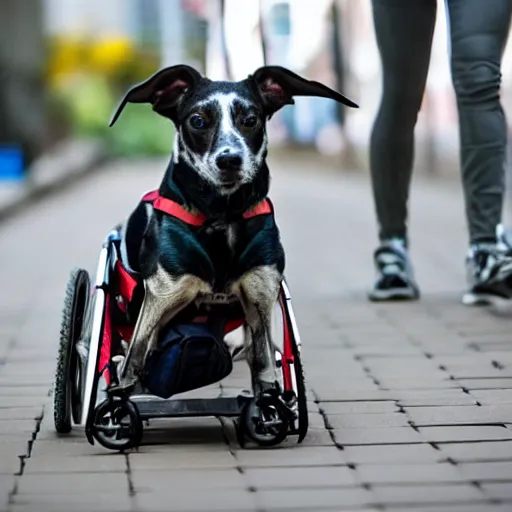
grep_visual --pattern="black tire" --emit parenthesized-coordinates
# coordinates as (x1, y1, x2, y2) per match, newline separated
(292, 343, 308, 443)
(90, 399, 143, 452)
(53, 268, 90, 434)
(241, 395, 289, 447)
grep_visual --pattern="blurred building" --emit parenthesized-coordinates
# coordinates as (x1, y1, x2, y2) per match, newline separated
(0, 0, 46, 171)
(2, 0, 511, 174)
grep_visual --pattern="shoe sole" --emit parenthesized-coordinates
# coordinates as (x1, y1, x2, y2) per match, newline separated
(462, 291, 512, 307)
(368, 287, 420, 302)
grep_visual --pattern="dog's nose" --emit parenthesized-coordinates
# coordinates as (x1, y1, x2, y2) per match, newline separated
(216, 150, 243, 172)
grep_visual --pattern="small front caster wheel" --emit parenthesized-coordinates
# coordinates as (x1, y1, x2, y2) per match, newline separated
(89, 399, 142, 451)
(241, 395, 289, 447)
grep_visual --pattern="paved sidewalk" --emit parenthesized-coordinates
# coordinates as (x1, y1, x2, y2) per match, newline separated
(1, 155, 512, 511)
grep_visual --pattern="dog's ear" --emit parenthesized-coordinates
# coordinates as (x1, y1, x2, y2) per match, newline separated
(250, 65, 358, 117)
(109, 65, 203, 126)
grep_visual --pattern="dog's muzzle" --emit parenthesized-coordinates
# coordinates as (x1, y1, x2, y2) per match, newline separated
(215, 148, 243, 187)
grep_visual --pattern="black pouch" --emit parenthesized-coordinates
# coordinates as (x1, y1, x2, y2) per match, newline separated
(142, 321, 233, 399)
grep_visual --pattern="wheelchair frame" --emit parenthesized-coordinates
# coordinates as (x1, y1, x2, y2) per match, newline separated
(53, 229, 308, 451)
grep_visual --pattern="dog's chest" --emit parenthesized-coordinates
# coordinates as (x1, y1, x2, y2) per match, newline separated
(158, 211, 283, 290)
(202, 222, 238, 280)
(203, 221, 237, 252)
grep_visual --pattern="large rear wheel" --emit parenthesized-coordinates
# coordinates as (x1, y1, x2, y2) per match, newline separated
(53, 268, 90, 433)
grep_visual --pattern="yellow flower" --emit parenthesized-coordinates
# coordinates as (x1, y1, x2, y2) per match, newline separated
(88, 37, 134, 76)
(46, 36, 88, 88)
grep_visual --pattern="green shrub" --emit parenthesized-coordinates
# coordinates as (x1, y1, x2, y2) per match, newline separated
(105, 103, 175, 157)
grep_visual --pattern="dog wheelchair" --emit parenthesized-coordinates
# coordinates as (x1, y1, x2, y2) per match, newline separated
(53, 225, 308, 452)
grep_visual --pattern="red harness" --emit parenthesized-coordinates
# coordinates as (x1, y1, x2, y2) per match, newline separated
(114, 190, 273, 338)
(140, 189, 272, 226)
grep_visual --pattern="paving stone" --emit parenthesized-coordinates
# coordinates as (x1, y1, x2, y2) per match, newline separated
(342, 444, 443, 464)
(350, 345, 424, 356)
(264, 509, 381, 512)
(294, 428, 335, 447)
(135, 490, 256, 511)
(456, 378, 512, 390)
(362, 357, 440, 372)
(0, 407, 42, 421)
(458, 461, 512, 481)
(308, 412, 327, 428)
(406, 405, 512, 426)
(377, 378, 460, 390)
(398, 395, 478, 406)
(0, 475, 15, 505)
(0, 397, 47, 408)
(16, 472, 129, 494)
(378, 504, 506, 512)
(356, 462, 464, 484)
(129, 448, 237, 470)
(327, 413, 409, 429)
(470, 389, 512, 405)
(481, 482, 512, 500)
(0, 448, 23, 475)
(235, 446, 346, 467)
(0, 375, 52, 387)
(438, 441, 512, 462)
(313, 390, 390, 402)
(419, 426, 512, 443)
(319, 401, 399, 414)
(255, 488, 374, 510)
(22, 453, 127, 474)
(0, 386, 50, 397)
(332, 427, 424, 446)
(371, 483, 485, 506)
(132, 468, 246, 492)
(0, 419, 36, 436)
(385, 389, 477, 405)
(28, 439, 111, 458)
(447, 366, 512, 379)
(244, 466, 358, 489)
(10, 493, 133, 512)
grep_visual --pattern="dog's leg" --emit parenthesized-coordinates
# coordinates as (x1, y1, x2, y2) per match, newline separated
(116, 264, 211, 390)
(232, 265, 282, 396)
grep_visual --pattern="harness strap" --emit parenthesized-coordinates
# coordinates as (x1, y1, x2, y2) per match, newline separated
(141, 190, 272, 226)
(243, 198, 272, 218)
(141, 190, 206, 226)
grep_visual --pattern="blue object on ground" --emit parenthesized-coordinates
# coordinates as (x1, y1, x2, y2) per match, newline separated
(0, 146, 24, 181)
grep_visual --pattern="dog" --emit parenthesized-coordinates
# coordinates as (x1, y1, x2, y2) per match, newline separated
(109, 64, 358, 396)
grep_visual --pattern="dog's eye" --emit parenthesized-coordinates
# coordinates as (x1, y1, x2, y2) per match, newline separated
(242, 115, 258, 128)
(189, 114, 206, 129)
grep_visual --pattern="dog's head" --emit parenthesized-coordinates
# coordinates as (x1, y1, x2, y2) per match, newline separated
(110, 65, 358, 195)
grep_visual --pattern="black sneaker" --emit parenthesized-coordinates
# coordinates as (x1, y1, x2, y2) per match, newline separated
(462, 238, 512, 306)
(368, 238, 420, 301)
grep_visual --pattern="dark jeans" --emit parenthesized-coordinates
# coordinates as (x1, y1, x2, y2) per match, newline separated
(370, 0, 512, 244)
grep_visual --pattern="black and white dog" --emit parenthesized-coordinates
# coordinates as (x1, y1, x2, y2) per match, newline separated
(109, 65, 358, 396)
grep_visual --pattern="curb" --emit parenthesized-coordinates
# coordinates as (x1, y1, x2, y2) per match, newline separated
(0, 138, 108, 224)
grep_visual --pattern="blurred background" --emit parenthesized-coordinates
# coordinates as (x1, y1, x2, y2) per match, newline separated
(1, 0, 512, 179)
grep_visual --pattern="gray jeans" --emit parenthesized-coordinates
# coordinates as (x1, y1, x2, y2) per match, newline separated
(370, 0, 512, 244)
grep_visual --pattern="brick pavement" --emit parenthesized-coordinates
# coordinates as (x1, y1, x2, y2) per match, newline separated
(0, 155, 512, 511)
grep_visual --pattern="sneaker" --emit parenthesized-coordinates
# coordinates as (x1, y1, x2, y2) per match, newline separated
(462, 236, 512, 306)
(368, 238, 420, 301)
(496, 223, 512, 255)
